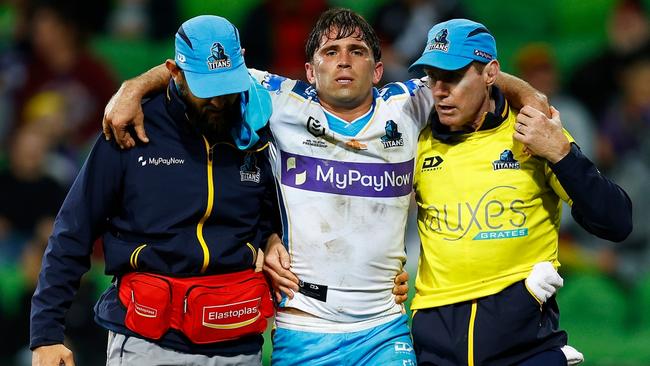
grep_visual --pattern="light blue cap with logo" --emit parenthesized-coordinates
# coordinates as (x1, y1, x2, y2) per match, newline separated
(409, 18, 497, 72)
(175, 15, 249, 98)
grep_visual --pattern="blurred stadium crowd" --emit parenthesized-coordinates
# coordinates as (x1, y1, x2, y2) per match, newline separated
(0, 0, 649, 365)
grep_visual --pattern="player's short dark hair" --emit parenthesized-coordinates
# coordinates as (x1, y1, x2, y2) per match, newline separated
(305, 8, 381, 62)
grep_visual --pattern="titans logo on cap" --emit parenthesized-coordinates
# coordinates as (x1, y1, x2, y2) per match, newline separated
(427, 28, 449, 52)
(207, 42, 232, 70)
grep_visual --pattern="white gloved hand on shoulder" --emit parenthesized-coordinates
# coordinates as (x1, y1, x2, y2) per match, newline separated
(525, 261, 563, 304)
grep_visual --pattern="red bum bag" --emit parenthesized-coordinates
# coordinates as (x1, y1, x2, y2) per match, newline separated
(117, 270, 274, 344)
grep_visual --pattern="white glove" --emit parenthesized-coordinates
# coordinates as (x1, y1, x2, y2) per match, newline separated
(525, 262, 563, 303)
(561, 345, 584, 365)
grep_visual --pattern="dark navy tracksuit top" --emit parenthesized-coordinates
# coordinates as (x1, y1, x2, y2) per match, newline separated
(30, 82, 278, 356)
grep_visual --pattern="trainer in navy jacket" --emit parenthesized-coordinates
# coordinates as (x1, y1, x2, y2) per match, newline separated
(30, 75, 277, 356)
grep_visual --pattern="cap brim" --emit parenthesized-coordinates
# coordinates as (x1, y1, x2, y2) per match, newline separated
(183, 62, 250, 98)
(409, 52, 473, 73)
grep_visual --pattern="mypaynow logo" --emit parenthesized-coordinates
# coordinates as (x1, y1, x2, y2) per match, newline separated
(281, 151, 414, 197)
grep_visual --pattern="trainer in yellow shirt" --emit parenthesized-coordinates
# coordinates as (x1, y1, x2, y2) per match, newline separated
(414, 93, 574, 309)
(409, 19, 632, 366)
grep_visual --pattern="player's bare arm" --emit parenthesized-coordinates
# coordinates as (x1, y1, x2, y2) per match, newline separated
(102, 63, 169, 148)
(496, 71, 550, 116)
(263, 233, 300, 302)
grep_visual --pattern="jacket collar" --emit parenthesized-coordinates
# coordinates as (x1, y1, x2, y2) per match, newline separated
(165, 79, 191, 127)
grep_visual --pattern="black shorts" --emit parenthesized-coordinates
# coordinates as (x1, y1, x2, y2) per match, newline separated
(412, 280, 567, 366)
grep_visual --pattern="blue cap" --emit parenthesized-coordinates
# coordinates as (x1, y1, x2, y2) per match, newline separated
(409, 19, 497, 72)
(175, 15, 249, 98)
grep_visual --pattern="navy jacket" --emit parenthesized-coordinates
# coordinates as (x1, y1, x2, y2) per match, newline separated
(30, 81, 278, 355)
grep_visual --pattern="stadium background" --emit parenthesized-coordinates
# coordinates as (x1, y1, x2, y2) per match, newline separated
(0, 0, 649, 365)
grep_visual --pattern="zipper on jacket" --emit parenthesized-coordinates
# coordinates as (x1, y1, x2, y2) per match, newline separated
(196, 136, 214, 273)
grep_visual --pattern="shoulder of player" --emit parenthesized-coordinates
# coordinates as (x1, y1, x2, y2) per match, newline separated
(378, 78, 428, 102)
(141, 92, 166, 123)
(416, 123, 434, 144)
(285, 79, 318, 101)
(251, 70, 297, 95)
(140, 92, 183, 135)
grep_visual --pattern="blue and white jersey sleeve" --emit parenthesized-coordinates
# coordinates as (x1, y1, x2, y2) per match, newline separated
(381, 77, 434, 132)
(249, 69, 297, 104)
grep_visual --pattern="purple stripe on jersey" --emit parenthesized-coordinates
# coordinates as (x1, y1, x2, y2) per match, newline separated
(280, 151, 414, 197)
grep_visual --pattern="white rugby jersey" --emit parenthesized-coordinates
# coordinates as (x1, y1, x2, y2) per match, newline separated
(251, 69, 433, 327)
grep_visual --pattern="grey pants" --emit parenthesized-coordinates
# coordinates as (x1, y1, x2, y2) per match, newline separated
(106, 331, 262, 366)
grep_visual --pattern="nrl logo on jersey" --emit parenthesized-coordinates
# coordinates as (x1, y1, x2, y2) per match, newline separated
(492, 149, 520, 170)
(303, 116, 329, 148)
(426, 29, 449, 52)
(307, 116, 326, 137)
(240, 153, 261, 183)
(380, 120, 404, 148)
(207, 42, 232, 70)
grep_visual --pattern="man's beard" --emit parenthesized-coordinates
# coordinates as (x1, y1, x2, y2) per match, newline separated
(179, 83, 239, 139)
(195, 105, 232, 136)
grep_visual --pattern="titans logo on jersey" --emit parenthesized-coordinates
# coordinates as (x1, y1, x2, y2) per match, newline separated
(492, 149, 520, 170)
(381, 120, 404, 148)
(240, 153, 260, 183)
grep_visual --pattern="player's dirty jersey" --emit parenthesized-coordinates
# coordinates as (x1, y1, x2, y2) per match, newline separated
(413, 87, 575, 310)
(251, 69, 433, 326)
